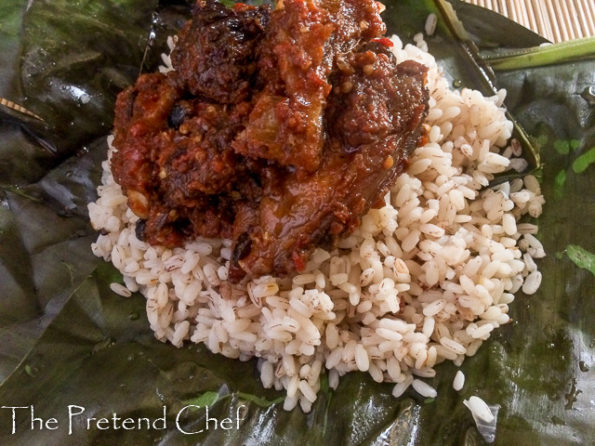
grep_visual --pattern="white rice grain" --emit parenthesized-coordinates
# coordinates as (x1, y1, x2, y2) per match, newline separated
(392, 376, 414, 398)
(463, 396, 495, 423)
(412, 379, 437, 398)
(522, 271, 542, 295)
(355, 344, 370, 371)
(110, 282, 132, 298)
(453, 370, 465, 391)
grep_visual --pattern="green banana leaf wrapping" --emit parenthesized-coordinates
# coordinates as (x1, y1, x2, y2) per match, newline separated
(0, 0, 593, 444)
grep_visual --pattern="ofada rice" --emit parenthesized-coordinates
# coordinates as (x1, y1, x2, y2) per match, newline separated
(88, 33, 545, 412)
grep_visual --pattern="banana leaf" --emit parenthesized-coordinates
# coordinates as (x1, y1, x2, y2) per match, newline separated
(0, 0, 593, 444)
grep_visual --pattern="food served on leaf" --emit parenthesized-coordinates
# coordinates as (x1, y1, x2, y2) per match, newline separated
(89, 0, 545, 412)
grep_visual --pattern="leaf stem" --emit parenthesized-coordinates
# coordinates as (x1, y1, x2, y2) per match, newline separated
(484, 37, 595, 71)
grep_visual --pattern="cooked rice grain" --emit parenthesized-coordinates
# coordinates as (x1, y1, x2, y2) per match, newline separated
(464, 396, 495, 423)
(453, 370, 465, 391)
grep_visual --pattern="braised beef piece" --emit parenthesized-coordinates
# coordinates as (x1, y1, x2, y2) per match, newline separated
(111, 73, 258, 246)
(110, 0, 429, 282)
(112, 73, 180, 221)
(171, 1, 269, 104)
(229, 42, 428, 279)
(156, 100, 251, 197)
(232, 0, 386, 173)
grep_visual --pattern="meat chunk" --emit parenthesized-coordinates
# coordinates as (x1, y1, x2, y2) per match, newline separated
(329, 43, 428, 150)
(232, 0, 386, 173)
(171, 0, 269, 104)
(230, 42, 428, 279)
(111, 73, 180, 219)
(111, 74, 256, 246)
(156, 100, 251, 198)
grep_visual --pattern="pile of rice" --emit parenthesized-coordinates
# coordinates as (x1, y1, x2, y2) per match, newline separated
(88, 34, 545, 412)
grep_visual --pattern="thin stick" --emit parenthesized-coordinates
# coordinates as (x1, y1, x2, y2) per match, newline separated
(504, 0, 516, 23)
(577, 0, 595, 37)
(525, 0, 539, 34)
(524, 0, 533, 30)
(498, 0, 508, 17)
(553, 0, 572, 41)
(0, 97, 44, 121)
(545, 0, 562, 43)
(589, 0, 595, 32)
(554, 0, 570, 41)
(512, 0, 530, 30)
(534, 0, 555, 42)
(560, 0, 579, 40)
(573, 0, 589, 38)
(486, 0, 497, 14)
(565, 1, 582, 39)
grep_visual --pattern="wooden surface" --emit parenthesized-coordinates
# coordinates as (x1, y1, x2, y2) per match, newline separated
(463, 0, 595, 42)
